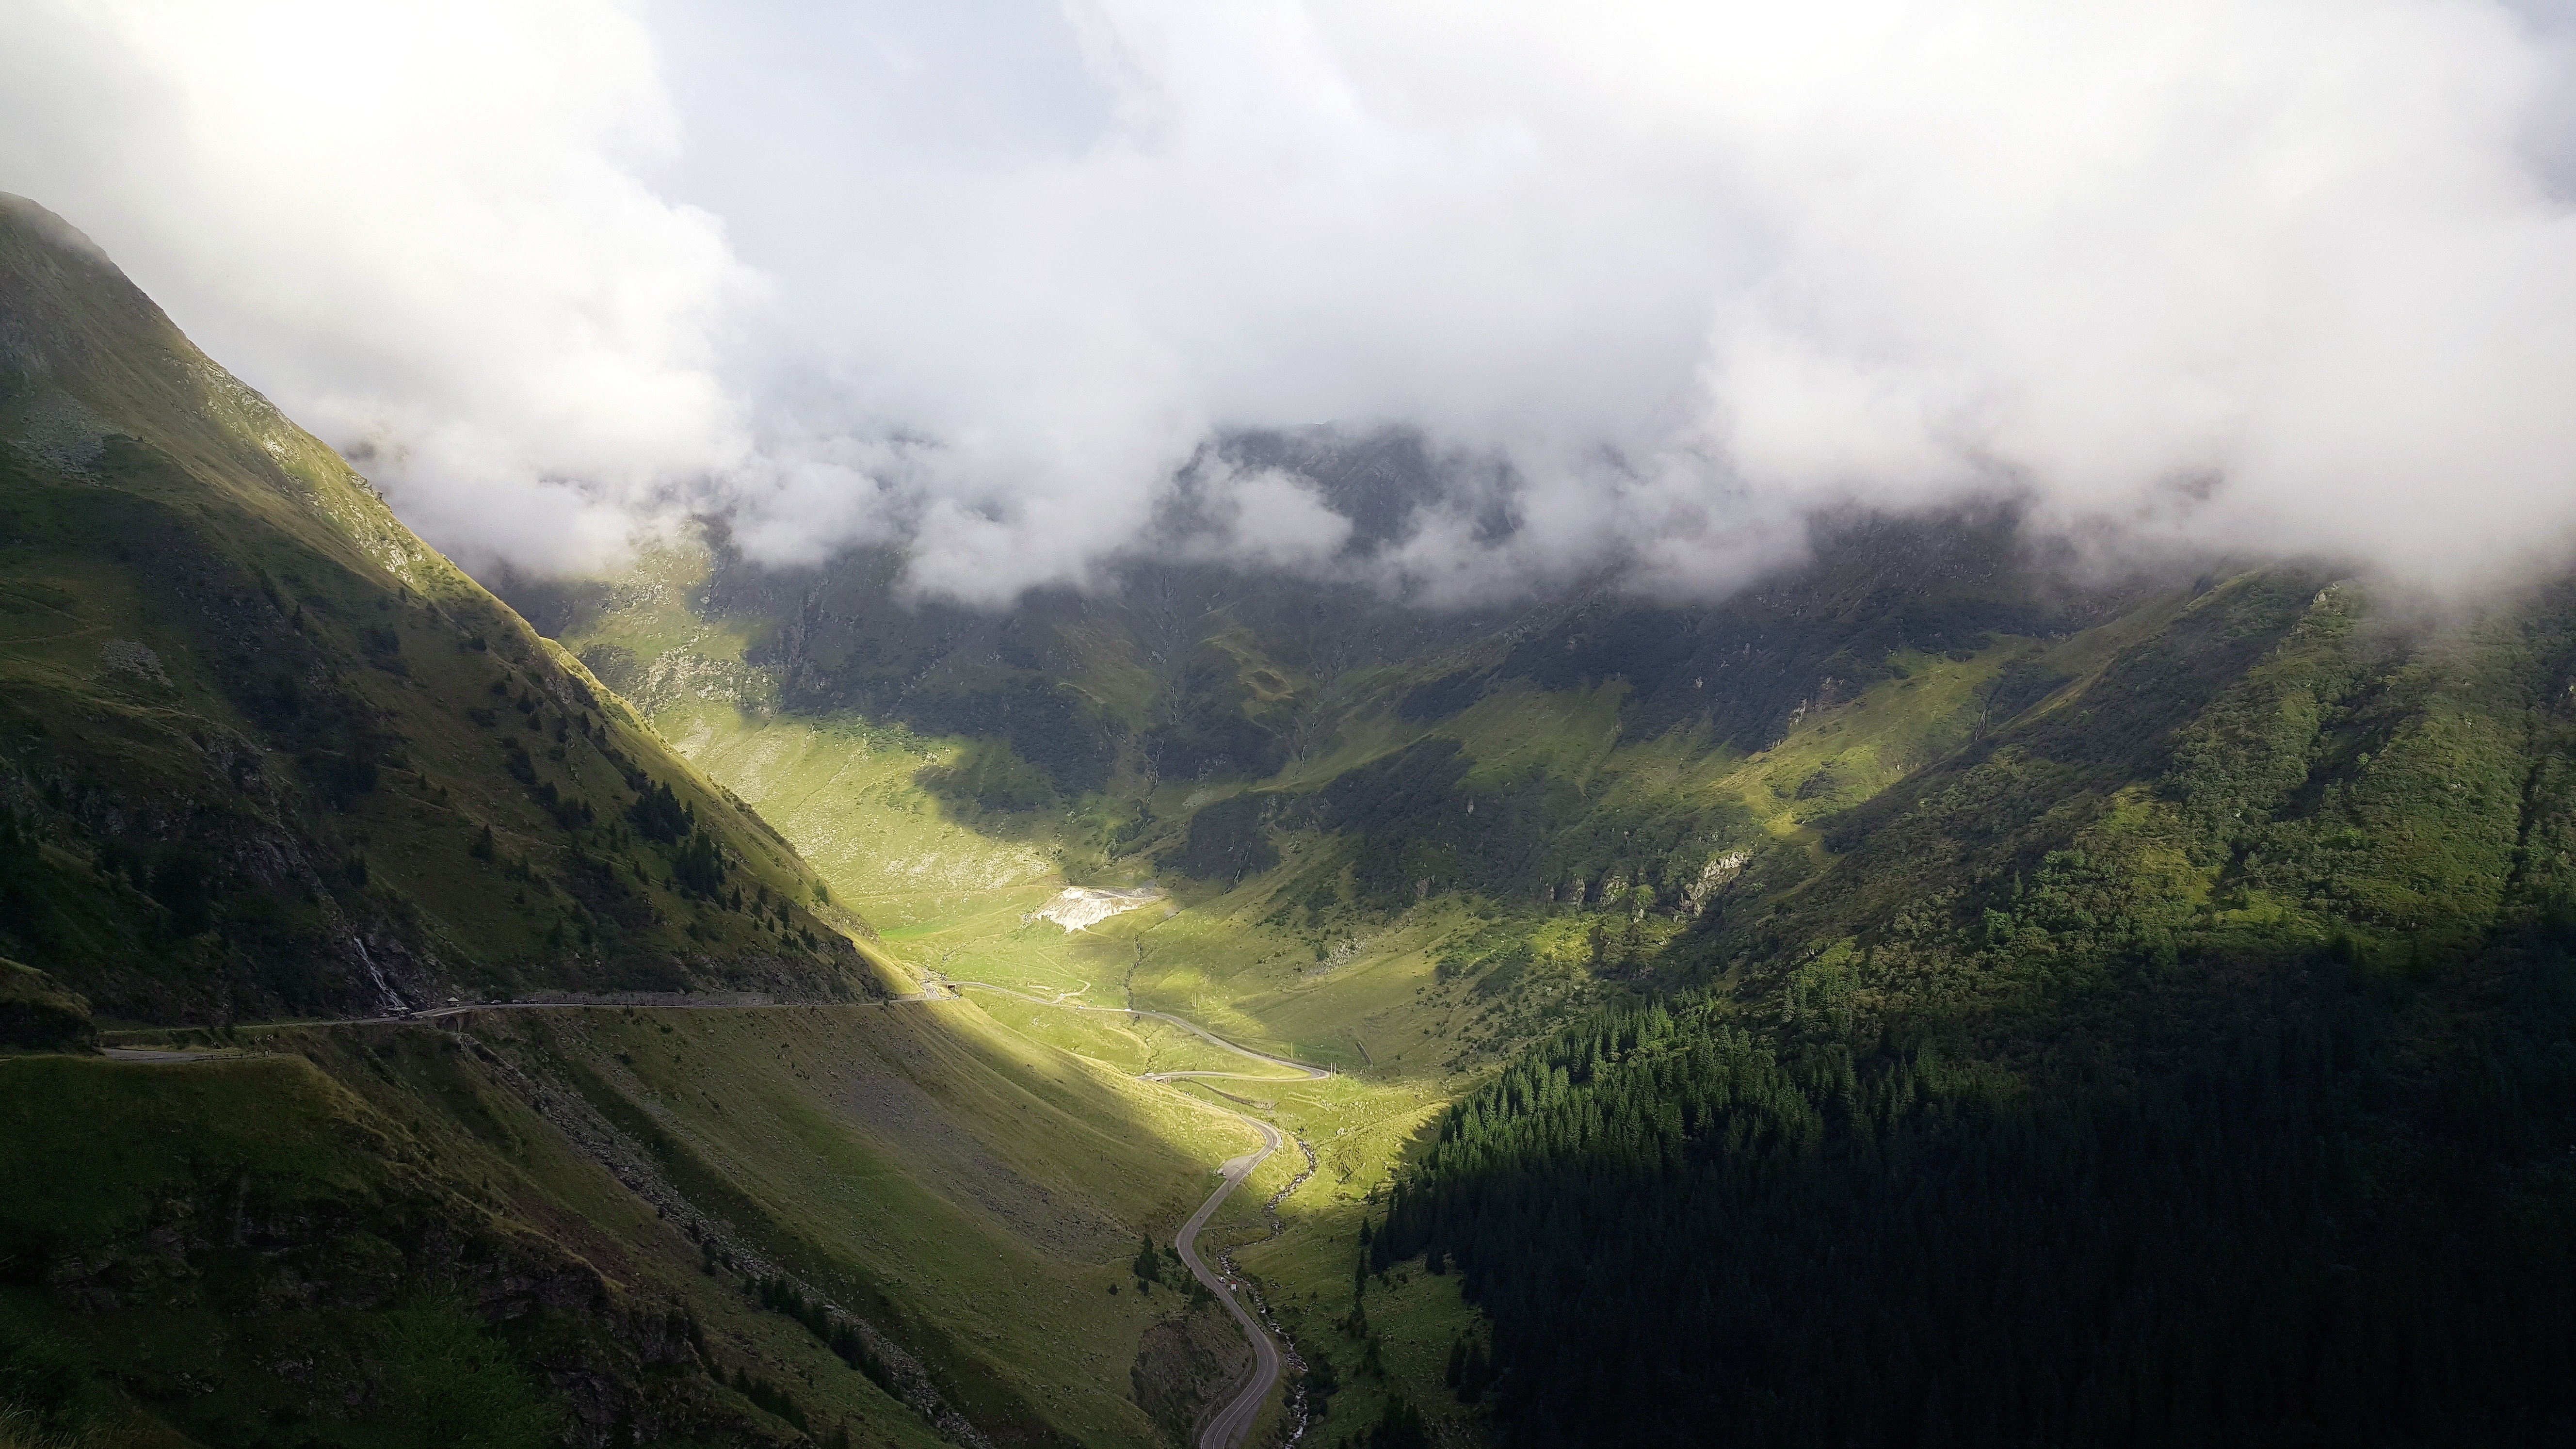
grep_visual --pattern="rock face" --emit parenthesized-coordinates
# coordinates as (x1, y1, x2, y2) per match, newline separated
(0, 1052, 763, 1448)
(0, 956, 91, 1051)
(1028, 885, 1161, 933)
(1130, 1297, 1254, 1446)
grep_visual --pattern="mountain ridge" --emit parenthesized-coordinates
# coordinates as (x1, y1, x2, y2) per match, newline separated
(1, 196, 1304, 1449)
(0, 192, 881, 1025)
(7, 184, 2572, 1449)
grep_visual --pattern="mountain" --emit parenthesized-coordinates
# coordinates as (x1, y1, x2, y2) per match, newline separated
(0, 194, 876, 1026)
(505, 486, 2576, 1443)
(1378, 568, 2576, 1444)
(5, 184, 2570, 1449)
(0, 198, 1294, 1449)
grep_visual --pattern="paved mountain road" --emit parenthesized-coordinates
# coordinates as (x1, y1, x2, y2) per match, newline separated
(924, 978, 1320, 1449)
(1173, 1114, 1289, 1449)
(910, 978, 1331, 1082)
(99, 1046, 245, 1063)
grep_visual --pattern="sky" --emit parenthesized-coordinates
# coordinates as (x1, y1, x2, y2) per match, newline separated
(3, 0, 2575, 606)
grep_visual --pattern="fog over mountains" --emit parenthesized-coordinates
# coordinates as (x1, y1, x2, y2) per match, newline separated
(9, 11, 2576, 1447)
(5, 0, 2576, 605)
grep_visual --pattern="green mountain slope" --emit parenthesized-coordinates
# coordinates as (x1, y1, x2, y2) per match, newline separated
(0, 198, 1318, 1449)
(0, 194, 876, 1023)
(2, 996, 1278, 1449)
(1372, 573, 2576, 1444)
(503, 507, 2139, 1059)
(509, 495, 2576, 1443)
(481, 508, 2192, 1442)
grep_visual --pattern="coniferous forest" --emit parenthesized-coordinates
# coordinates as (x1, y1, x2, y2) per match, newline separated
(1368, 576, 2576, 1446)
(1375, 949, 2575, 1445)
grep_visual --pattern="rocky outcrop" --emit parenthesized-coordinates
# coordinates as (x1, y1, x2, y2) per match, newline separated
(0, 956, 92, 1051)
(1130, 1298, 1255, 1447)
(21, 1121, 754, 1445)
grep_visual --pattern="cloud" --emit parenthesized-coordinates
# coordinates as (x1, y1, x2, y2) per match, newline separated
(4, 0, 2574, 601)
(1159, 462, 1356, 574)
(0, 0, 751, 573)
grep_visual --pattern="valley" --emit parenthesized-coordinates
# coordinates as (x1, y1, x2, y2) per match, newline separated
(3, 185, 2571, 1449)
(460, 515, 2143, 1447)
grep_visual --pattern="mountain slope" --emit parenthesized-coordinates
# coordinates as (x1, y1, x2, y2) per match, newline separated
(0, 194, 877, 1024)
(481, 506, 2192, 1442)
(5, 994, 1275, 1449)
(1372, 572, 2576, 1445)
(508, 488, 2576, 1444)
(0, 197, 1322, 1449)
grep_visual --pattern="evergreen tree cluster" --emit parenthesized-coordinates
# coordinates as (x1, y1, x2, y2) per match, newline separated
(1301, 1348, 1340, 1420)
(729, 1365, 806, 1431)
(754, 1275, 899, 1396)
(1339, 1394, 1427, 1449)
(1372, 932, 2576, 1446)
(627, 779, 693, 844)
(672, 828, 727, 899)
(1442, 1332, 1493, 1404)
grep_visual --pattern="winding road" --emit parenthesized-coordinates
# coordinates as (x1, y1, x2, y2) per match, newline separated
(1173, 1112, 1291, 1449)
(926, 977, 1324, 1449)
(910, 978, 1331, 1083)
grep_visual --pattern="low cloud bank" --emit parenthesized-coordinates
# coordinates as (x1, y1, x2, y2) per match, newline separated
(4, 0, 2573, 604)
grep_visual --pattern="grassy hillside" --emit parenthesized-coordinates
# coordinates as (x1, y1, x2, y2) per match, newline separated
(0, 194, 875, 1024)
(0, 1046, 854, 1449)
(2, 985, 1341, 1448)
(483, 504, 2210, 1445)
(0, 197, 1352, 1449)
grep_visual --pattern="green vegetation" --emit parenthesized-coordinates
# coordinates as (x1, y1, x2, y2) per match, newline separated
(0, 198, 1278, 1448)
(539, 524, 2576, 1444)
(1376, 953, 2576, 1444)
(0, 960, 89, 1053)
(16, 184, 2576, 1447)
(0, 1051, 799, 1446)
(534, 1000, 1275, 1444)
(0, 194, 874, 1023)
(384, 1300, 562, 1449)
(0, 997, 1291, 1447)
(1361, 575, 2576, 1444)
(478, 499, 2218, 1444)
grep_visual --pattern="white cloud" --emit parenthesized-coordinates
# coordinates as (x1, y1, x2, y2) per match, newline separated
(0, 0, 751, 573)
(4, 0, 2574, 600)
(1171, 465, 1355, 573)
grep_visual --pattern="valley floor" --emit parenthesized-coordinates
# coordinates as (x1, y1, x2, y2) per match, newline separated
(642, 696, 1556, 1443)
